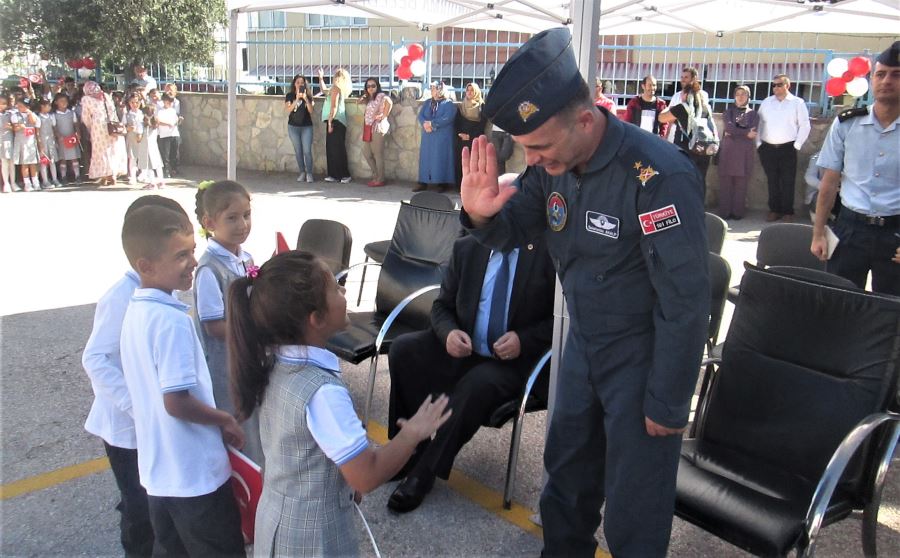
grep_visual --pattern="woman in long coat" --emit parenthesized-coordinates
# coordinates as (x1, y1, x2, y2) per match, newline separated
(415, 82, 457, 193)
(717, 85, 759, 220)
(80, 81, 127, 185)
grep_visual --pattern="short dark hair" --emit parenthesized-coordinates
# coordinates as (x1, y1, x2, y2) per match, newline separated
(124, 194, 188, 220)
(121, 206, 192, 267)
(160, 93, 174, 104)
(642, 75, 657, 85)
(558, 78, 594, 123)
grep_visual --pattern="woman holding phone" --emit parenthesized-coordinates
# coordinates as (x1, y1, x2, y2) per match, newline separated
(284, 74, 315, 183)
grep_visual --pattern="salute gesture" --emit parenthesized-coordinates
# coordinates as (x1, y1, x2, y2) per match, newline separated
(460, 135, 518, 226)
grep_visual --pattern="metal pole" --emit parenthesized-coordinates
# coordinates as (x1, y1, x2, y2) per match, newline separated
(227, 9, 238, 180)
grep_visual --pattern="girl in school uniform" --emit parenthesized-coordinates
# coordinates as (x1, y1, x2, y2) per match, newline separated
(0, 94, 16, 192)
(135, 104, 164, 189)
(12, 98, 41, 192)
(227, 251, 451, 558)
(193, 180, 262, 464)
(53, 93, 81, 184)
(36, 99, 63, 188)
(124, 94, 144, 185)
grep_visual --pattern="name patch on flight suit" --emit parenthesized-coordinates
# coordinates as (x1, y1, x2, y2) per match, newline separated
(547, 192, 567, 232)
(639, 204, 681, 235)
(585, 211, 619, 239)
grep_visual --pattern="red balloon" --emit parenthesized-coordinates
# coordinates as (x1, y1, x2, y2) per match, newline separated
(82, 57, 96, 70)
(841, 70, 855, 82)
(825, 77, 847, 97)
(848, 56, 871, 77)
(66, 59, 82, 69)
(401, 56, 412, 67)
(396, 65, 413, 80)
(407, 43, 425, 61)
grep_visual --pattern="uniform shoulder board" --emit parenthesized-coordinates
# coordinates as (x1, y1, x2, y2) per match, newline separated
(838, 106, 869, 123)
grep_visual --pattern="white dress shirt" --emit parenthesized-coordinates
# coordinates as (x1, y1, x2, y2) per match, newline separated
(757, 92, 811, 149)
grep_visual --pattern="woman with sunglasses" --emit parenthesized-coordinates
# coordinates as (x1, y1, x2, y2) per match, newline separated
(358, 78, 392, 187)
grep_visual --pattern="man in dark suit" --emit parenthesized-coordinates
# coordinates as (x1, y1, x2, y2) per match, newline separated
(386, 233, 556, 513)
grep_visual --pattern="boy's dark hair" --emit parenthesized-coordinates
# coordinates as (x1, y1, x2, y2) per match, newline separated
(121, 205, 192, 268)
(124, 194, 188, 220)
(227, 251, 331, 420)
(16, 97, 31, 109)
(37, 99, 52, 110)
(161, 93, 174, 104)
(194, 180, 250, 239)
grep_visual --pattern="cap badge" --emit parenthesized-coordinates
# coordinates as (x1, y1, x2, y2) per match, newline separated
(634, 161, 659, 187)
(518, 101, 540, 122)
(547, 192, 567, 232)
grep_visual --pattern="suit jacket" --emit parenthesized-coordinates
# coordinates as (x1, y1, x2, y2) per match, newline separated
(431, 234, 556, 363)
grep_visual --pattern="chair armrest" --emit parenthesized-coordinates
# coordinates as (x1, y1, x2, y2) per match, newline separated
(373, 284, 441, 351)
(802, 412, 900, 551)
(335, 261, 382, 282)
(517, 349, 552, 417)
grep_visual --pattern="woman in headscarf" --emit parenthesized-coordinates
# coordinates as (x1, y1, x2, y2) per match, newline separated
(317, 67, 352, 183)
(453, 82, 489, 191)
(79, 81, 127, 185)
(415, 81, 457, 193)
(717, 84, 759, 220)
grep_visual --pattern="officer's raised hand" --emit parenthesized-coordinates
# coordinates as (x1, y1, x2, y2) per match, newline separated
(461, 135, 517, 226)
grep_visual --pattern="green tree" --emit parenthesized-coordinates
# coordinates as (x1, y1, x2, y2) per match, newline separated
(0, 0, 226, 67)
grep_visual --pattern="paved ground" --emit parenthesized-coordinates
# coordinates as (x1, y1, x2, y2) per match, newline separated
(1, 165, 898, 557)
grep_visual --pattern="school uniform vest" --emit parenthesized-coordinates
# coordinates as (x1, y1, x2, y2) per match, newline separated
(253, 362, 358, 558)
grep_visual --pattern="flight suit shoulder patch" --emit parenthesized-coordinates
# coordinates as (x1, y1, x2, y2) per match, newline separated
(838, 106, 869, 123)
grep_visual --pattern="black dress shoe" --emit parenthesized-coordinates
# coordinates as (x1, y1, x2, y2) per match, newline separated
(387, 474, 434, 513)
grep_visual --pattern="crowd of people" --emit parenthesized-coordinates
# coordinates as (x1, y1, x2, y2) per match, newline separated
(0, 64, 182, 193)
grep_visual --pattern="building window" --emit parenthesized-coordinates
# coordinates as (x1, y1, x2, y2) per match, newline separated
(306, 14, 367, 28)
(249, 11, 286, 28)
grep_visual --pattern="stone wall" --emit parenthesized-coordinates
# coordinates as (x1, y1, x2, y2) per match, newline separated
(179, 91, 831, 211)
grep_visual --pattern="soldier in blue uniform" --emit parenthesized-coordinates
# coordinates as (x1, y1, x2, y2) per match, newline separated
(460, 28, 709, 557)
(810, 41, 900, 295)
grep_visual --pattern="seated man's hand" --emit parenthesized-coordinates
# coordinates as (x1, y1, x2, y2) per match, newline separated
(492, 331, 521, 361)
(446, 329, 473, 358)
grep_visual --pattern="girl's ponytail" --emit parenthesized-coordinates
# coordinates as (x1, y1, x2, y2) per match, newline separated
(227, 275, 271, 422)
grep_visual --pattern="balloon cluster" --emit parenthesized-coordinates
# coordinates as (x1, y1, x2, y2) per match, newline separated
(825, 56, 871, 98)
(66, 57, 97, 71)
(393, 44, 425, 80)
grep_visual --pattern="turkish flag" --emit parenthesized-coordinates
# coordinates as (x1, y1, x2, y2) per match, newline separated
(23, 127, 35, 137)
(227, 446, 262, 544)
(63, 135, 78, 148)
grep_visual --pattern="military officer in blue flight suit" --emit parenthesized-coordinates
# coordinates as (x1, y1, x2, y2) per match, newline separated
(460, 28, 710, 557)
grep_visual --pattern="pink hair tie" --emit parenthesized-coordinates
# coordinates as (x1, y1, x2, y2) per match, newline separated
(246, 265, 260, 279)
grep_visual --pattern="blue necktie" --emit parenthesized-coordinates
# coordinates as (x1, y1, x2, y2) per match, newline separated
(487, 252, 511, 350)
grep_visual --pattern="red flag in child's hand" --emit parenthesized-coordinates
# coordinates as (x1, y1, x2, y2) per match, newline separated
(227, 445, 262, 544)
(276, 232, 291, 254)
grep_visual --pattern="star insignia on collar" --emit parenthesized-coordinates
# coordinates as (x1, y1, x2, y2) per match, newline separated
(634, 161, 643, 170)
(636, 164, 659, 187)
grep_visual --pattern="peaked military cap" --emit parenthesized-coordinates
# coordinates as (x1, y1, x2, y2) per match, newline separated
(484, 27, 584, 135)
(876, 40, 899, 67)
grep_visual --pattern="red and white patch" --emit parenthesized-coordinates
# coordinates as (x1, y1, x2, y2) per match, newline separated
(639, 204, 681, 235)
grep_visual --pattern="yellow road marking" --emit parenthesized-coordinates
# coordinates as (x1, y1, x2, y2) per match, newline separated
(2, 424, 611, 558)
(0, 456, 110, 500)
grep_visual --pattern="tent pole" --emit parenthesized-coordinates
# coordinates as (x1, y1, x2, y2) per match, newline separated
(227, 9, 238, 181)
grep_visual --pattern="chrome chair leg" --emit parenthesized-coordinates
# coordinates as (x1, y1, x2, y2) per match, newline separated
(503, 414, 525, 509)
(363, 354, 379, 427)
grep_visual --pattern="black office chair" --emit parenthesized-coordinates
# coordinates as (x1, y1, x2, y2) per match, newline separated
(727, 222, 826, 304)
(677, 264, 900, 557)
(705, 212, 727, 255)
(689, 253, 732, 437)
(357, 192, 455, 305)
(327, 202, 461, 424)
(484, 349, 552, 509)
(296, 219, 352, 279)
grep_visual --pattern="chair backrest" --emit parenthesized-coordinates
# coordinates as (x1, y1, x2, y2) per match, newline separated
(410, 191, 455, 211)
(296, 219, 353, 276)
(375, 202, 462, 328)
(756, 223, 824, 270)
(703, 265, 900, 494)
(705, 212, 727, 255)
(767, 266, 858, 290)
(707, 253, 731, 348)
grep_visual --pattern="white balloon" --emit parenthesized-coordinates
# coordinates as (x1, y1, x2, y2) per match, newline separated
(826, 58, 848, 78)
(410, 59, 426, 78)
(846, 77, 869, 97)
(392, 47, 408, 65)
(77, 68, 93, 79)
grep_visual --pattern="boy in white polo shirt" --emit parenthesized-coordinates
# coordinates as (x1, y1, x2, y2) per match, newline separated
(119, 205, 244, 556)
(82, 195, 190, 557)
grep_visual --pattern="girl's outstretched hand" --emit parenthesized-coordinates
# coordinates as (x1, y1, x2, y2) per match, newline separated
(460, 135, 517, 226)
(396, 394, 451, 442)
